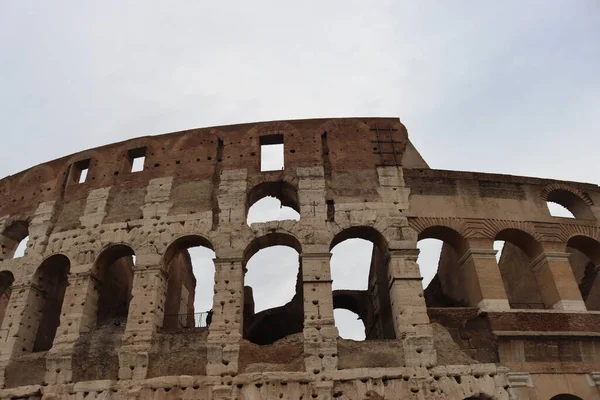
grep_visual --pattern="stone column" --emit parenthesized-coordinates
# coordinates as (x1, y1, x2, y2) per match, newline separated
(387, 249, 436, 367)
(302, 252, 338, 375)
(118, 253, 167, 380)
(458, 248, 511, 311)
(0, 282, 45, 387)
(531, 252, 586, 311)
(46, 269, 99, 385)
(206, 257, 244, 380)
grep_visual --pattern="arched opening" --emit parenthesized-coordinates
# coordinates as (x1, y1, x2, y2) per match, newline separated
(546, 189, 595, 220)
(0, 271, 14, 328)
(495, 229, 545, 309)
(565, 235, 600, 310)
(547, 202, 576, 218)
(464, 395, 495, 400)
(0, 221, 29, 259)
(94, 245, 135, 326)
(162, 235, 215, 329)
(32, 255, 70, 352)
(417, 226, 469, 307)
(246, 181, 300, 226)
(550, 394, 584, 400)
(330, 238, 372, 340)
(243, 233, 302, 345)
(330, 226, 395, 340)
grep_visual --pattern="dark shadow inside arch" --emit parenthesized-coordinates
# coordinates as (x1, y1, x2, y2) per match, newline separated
(0, 271, 14, 329)
(418, 226, 469, 308)
(243, 233, 303, 345)
(550, 394, 584, 400)
(546, 189, 595, 220)
(95, 245, 135, 327)
(566, 235, 600, 311)
(495, 229, 545, 309)
(162, 235, 215, 330)
(330, 227, 395, 340)
(32, 255, 70, 352)
(0, 220, 29, 259)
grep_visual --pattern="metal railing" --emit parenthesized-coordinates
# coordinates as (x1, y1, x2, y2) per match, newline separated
(162, 311, 211, 330)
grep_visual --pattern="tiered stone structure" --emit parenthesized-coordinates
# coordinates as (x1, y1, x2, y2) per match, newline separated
(0, 117, 598, 399)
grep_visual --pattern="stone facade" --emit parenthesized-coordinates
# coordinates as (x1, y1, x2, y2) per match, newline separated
(0, 117, 598, 399)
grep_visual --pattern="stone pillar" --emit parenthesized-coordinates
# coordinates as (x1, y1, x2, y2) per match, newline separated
(302, 252, 338, 374)
(387, 249, 436, 367)
(0, 282, 45, 386)
(531, 252, 587, 311)
(206, 257, 244, 380)
(46, 269, 99, 385)
(459, 248, 511, 311)
(118, 254, 167, 381)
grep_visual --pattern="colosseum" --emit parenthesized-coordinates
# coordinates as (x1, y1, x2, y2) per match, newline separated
(0, 117, 598, 400)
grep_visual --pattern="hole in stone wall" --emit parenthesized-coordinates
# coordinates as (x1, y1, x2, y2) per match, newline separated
(247, 197, 300, 225)
(334, 309, 364, 340)
(330, 227, 395, 340)
(565, 235, 600, 311)
(244, 245, 302, 345)
(13, 235, 29, 258)
(1, 221, 29, 260)
(128, 147, 146, 173)
(246, 181, 300, 226)
(495, 229, 545, 309)
(547, 202, 576, 218)
(331, 238, 371, 341)
(163, 237, 215, 329)
(72, 159, 91, 184)
(95, 245, 135, 326)
(260, 134, 284, 171)
(32, 255, 70, 352)
(417, 239, 443, 290)
(418, 238, 468, 307)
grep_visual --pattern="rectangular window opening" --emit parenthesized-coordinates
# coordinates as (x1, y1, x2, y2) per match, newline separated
(73, 159, 91, 184)
(128, 147, 146, 173)
(260, 134, 284, 172)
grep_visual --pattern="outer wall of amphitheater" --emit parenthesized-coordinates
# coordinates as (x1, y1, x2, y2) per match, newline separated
(0, 117, 599, 399)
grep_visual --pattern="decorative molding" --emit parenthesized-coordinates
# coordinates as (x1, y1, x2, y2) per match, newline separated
(506, 372, 533, 388)
(586, 372, 600, 386)
(541, 182, 594, 206)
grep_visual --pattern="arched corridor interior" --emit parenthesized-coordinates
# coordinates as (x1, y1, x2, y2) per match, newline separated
(243, 240, 302, 345)
(95, 245, 135, 326)
(32, 255, 70, 352)
(330, 238, 372, 341)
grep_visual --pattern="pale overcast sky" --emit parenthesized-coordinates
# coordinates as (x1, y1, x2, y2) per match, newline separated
(1, 2, 599, 340)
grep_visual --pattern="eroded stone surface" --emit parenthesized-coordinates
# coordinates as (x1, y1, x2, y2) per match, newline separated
(0, 118, 598, 399)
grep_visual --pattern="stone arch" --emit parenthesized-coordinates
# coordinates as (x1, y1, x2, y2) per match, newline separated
(542, 184, 595, 220)
(417, 225, 471, 307)
(0, 219, 29, 260)
(330, 226, 395, 340)
(246, 180, 301, 226)
(93, 244, 135, 326)
(17, 163, 55, 187)
(565, 235, 600, 310)
(161, 235, 215, 329)
(495, 229, 545, 309)
(549, 395, 584, 400)
(0, 271, 14, 329)
(31, 254, 70, 352)
(242, 232, 303, 345)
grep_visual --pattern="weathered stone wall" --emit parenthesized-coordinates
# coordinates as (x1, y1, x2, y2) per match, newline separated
(0, 117, 598, 399)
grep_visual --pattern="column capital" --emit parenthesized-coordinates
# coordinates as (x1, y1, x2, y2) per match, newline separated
(301, 252, 332, 260)
(389, 248, 419, 258)
(458, 248, 497, 269)
(529, 252, 571, 272)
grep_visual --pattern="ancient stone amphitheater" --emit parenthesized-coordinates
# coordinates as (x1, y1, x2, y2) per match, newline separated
(0, 117, 598, 400)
